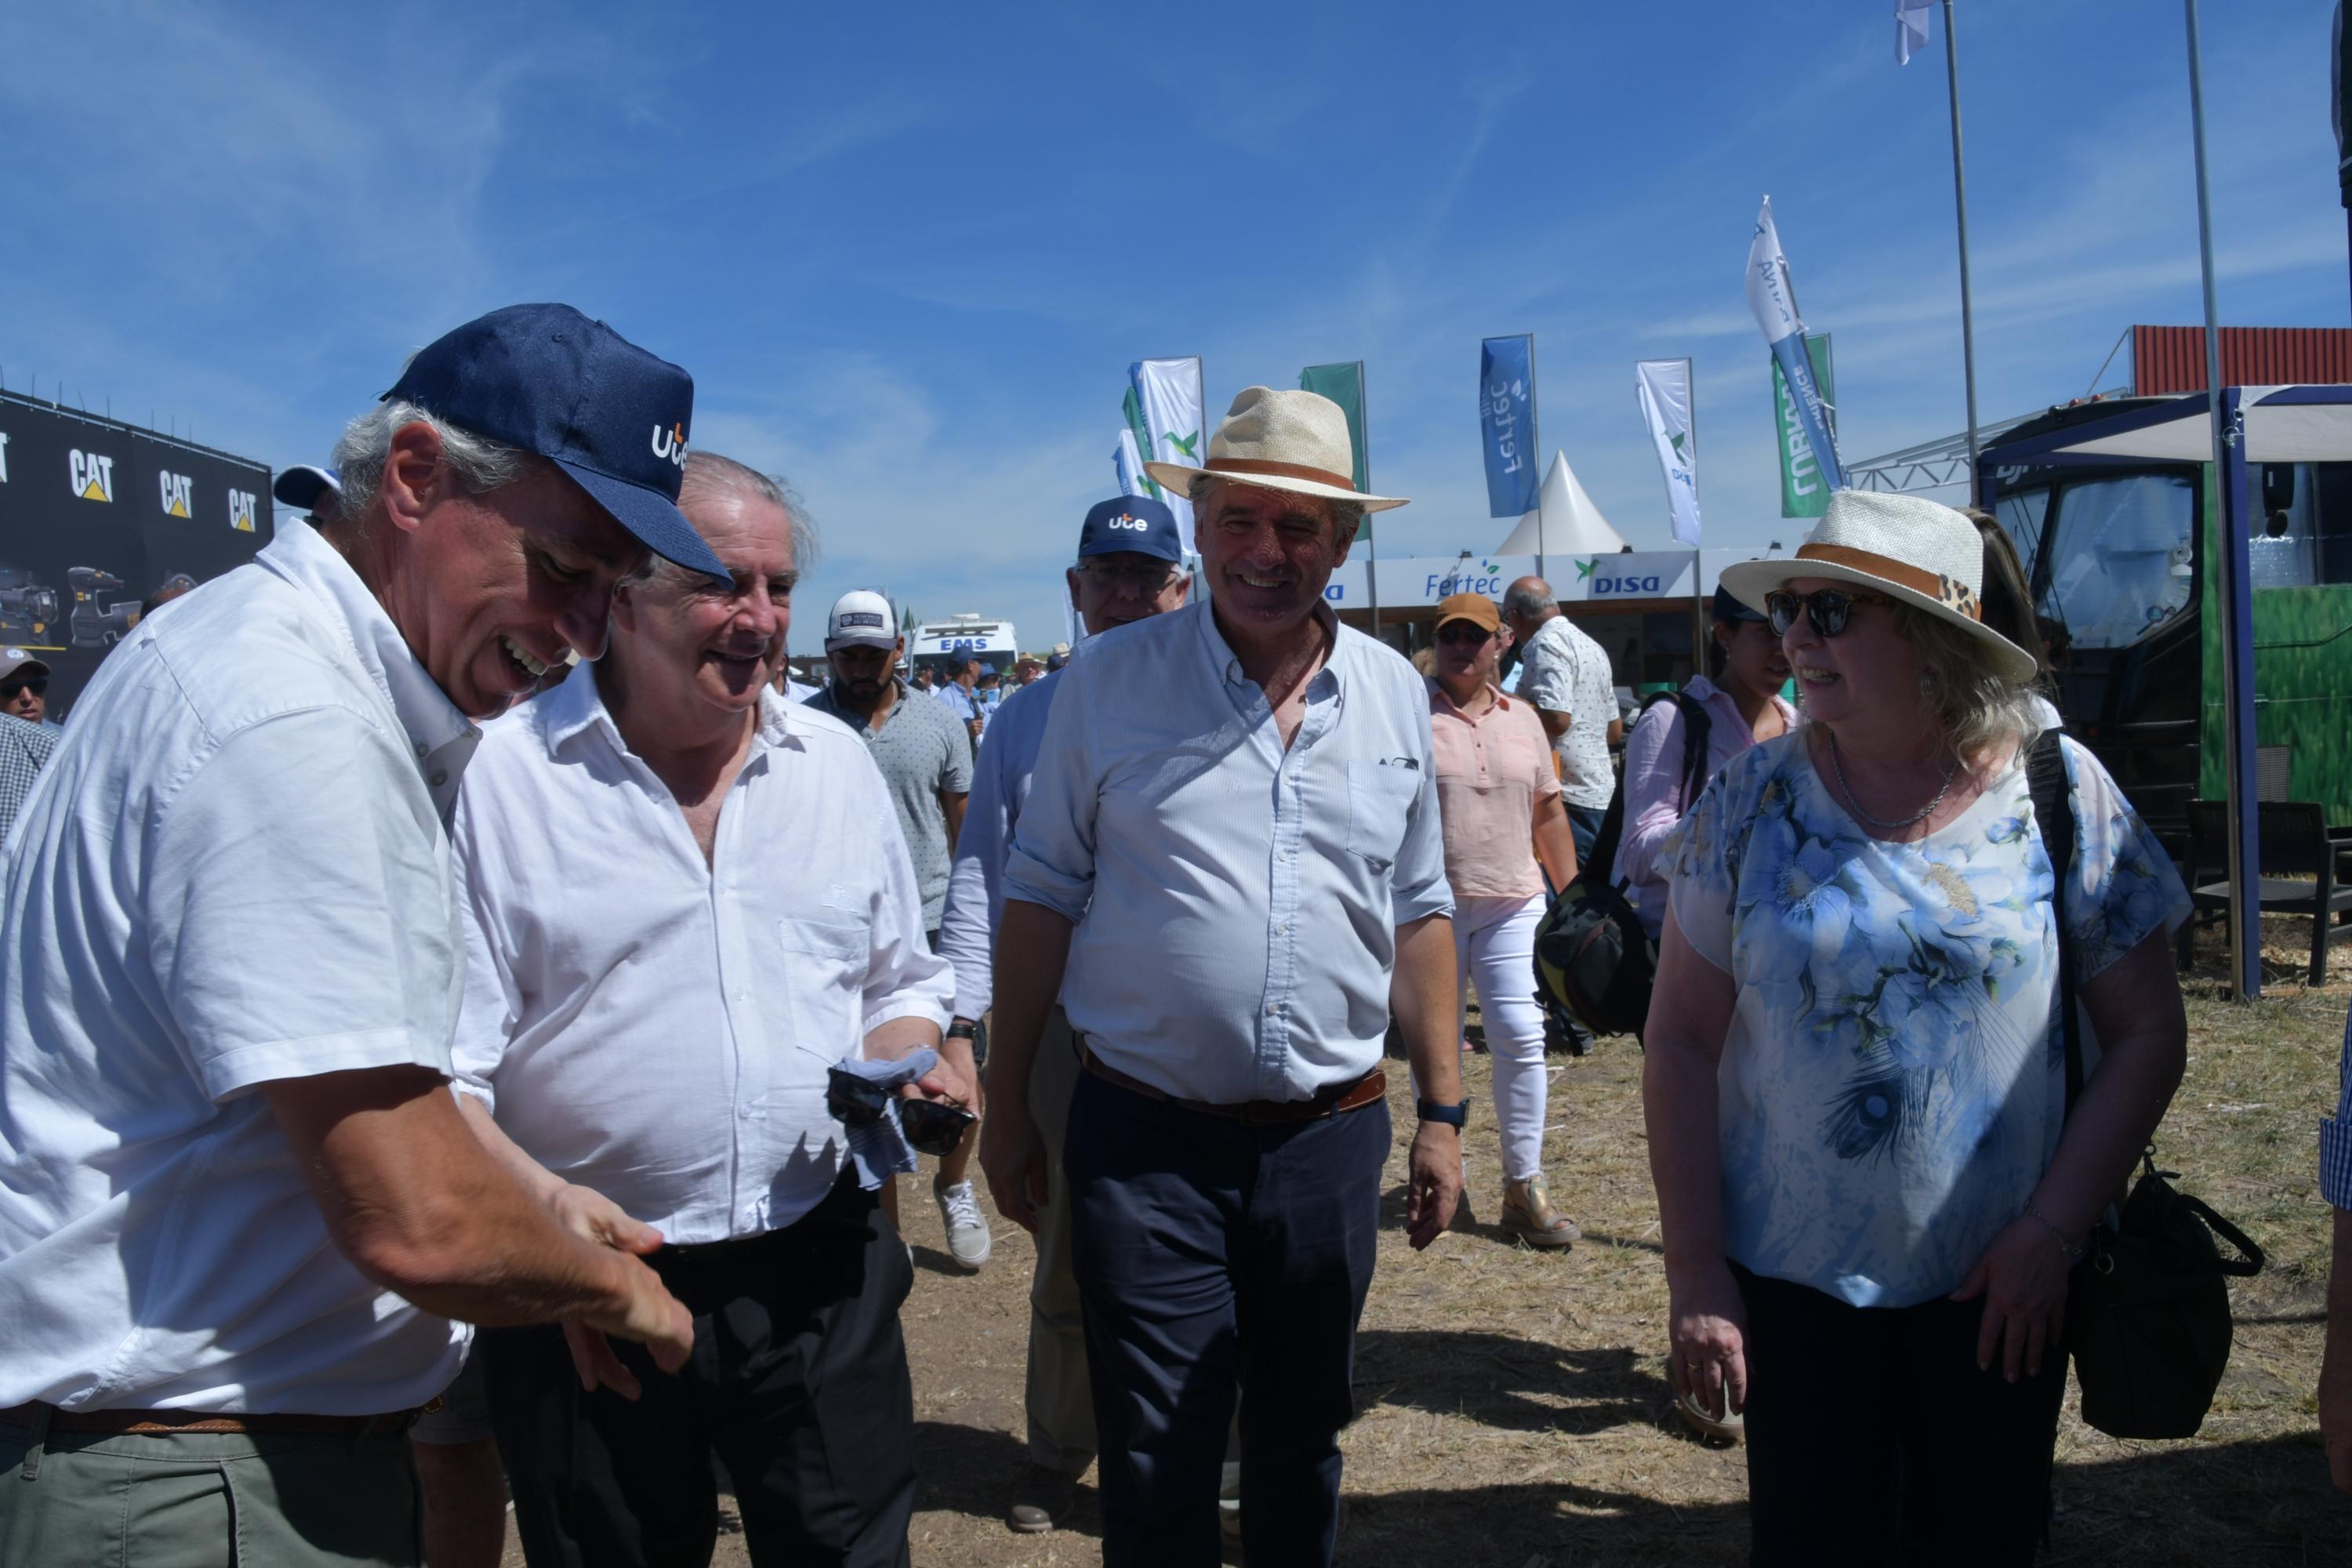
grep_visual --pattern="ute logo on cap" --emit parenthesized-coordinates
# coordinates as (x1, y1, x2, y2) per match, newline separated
(1105, 512, 1149, 532)
(651, 421, 688, 469)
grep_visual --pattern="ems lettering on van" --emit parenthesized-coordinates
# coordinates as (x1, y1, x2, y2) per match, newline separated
(158, 470, 194, 519)
(69, 448, 116, 503)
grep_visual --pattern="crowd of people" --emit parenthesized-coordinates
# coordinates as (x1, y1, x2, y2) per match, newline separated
(0, 297, 2314, 1568)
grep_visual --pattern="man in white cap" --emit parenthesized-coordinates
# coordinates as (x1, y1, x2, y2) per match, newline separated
(0, 647, 55, 731)
(804, 590, 989, 1266)
(982, 387, 1464, 1566)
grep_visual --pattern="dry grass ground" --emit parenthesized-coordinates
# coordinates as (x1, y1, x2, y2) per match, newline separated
(546, 913, 2352, 1566)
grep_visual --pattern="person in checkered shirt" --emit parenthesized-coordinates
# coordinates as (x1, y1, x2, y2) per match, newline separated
(0, 710, 54, 843)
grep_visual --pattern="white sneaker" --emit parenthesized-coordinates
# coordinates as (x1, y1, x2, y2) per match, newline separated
(935, 1178, 992, 1272)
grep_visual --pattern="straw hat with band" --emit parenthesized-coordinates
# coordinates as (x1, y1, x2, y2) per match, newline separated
(1716, 491, 2038, 685)
(1144, 387, 1409, 514)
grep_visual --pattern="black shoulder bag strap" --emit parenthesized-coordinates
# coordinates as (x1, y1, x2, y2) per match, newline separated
(1674, 692, 1713, 814)
(2024, 729, 2082, 1109)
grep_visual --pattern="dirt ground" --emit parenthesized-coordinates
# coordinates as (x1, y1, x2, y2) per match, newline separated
(508, 916, 2352, 1566)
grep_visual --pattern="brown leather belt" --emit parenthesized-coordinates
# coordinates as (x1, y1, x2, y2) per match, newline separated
(0, 1401, 425, 1437)
(1080, 1045, 1385, 1124)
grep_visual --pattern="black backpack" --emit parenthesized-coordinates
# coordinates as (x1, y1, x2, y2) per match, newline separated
(1531, 692, 1709, 1039)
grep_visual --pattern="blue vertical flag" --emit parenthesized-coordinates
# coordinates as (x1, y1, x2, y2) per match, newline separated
(1745, 198, 1844, 492)
(1479, 335, 1540, 518)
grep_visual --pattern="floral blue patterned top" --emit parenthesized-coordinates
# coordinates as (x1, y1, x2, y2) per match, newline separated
(1660, 728, 2188, 1308)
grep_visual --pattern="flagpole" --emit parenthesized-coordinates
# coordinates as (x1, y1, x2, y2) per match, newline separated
(2186, 0, 2259, 1000)
(1940, 0, 1982, 476)
(1682, 356, 1705, 681)
(1529, 333, 1545, 582)
(1360, 360, 1381, 641)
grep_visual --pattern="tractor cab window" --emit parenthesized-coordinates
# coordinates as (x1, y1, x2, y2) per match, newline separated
(2038, 472, 2196, 650)
(2249, 462, 2352, 590)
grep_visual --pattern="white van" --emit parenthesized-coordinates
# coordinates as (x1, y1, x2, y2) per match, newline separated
(909, 613, 1019, 683)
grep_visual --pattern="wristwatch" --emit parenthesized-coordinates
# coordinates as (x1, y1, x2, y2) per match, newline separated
(1415, 1097, 1469, 1128)
(945, 1019, 978, 1041)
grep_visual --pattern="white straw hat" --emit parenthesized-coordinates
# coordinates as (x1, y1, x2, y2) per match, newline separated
(1716, 490, 2038, 684)
(1144, 387, 1407, 513)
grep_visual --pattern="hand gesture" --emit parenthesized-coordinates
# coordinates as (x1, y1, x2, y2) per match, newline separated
(1403, 1122, 1462, 1249)
(1951, 1215, 2073, 1382)
(1666, 1259, 1749, 1418)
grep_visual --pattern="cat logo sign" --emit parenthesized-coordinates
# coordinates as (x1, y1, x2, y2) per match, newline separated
(68, 449, 116, 503)
(159, 471, 194, 519)
(227, 489, 257, 533)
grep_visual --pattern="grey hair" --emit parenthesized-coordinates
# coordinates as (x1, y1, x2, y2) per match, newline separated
(677, 451, 819, 575)
(330, 399, 536, 521)
(1892, 603, 2043, 764)
(1187, 474, 1364, 543)
(1502, 579, 1558, 619)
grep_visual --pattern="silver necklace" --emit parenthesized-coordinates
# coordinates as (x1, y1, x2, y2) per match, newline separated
(1827, 728, 1960, 831)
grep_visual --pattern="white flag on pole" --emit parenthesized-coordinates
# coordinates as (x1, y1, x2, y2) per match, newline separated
(1896, 1, 1931, 64)
(1114, 428, 1152, 499)
(1635, 361, 1703, 548)
(1131, 358, 1205, 554)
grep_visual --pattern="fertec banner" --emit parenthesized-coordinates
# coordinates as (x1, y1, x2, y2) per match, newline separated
(1130, 358, 1204, 552)
(1634, 358, 1704, 547)
(1745, 198, 1844, 494)
(1774, 334, 1837, 518)
(1479, 336, 1539, 518)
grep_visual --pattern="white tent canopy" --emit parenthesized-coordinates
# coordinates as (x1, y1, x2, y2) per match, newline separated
(1494, 449, 1627, 557)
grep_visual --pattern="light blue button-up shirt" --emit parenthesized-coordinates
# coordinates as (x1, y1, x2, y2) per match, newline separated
(1003, 600, 1452, 1104)
(938, 667, 1063, 1019)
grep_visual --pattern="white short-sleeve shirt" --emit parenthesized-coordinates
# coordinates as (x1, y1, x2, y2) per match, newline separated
(0, 521, 478, 1414)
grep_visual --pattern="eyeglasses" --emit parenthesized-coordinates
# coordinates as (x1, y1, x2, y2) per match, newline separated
(1434, 624, 1494, 647)
(0, 679, 45, 699)
(1076, 559, 1181, 593)
(1763, 587, 1897, 639)
(825, 1065, 976, 1157)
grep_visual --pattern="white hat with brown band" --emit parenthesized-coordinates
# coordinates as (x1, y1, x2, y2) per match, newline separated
(1716, 490, 2039, 684)
(1143, 386, 1409, 514)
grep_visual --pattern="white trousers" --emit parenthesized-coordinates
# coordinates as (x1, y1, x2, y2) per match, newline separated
(1453, 891, 1551, 1183)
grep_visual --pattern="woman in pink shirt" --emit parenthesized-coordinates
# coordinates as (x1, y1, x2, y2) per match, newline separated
(1613, 586, 1796, 939)
(1425, 593, 1582, 1247)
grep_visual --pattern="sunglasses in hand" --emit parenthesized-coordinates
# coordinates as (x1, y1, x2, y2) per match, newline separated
(826, 1065, 976, 1156)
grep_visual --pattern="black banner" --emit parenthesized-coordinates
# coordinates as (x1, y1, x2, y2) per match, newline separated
(0, 393, 274, 716)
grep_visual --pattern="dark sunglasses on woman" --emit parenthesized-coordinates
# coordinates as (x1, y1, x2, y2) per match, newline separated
(1434, 625, 1494, 648)
(1763, 587, 1896, 640)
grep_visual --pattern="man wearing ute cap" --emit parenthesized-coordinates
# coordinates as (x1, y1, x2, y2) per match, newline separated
(0, 303, 723, 1566)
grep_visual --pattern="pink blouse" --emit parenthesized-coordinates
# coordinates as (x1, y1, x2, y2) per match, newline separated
(1426, 679, 1561, 900)
(1613, 674, 1797, 936)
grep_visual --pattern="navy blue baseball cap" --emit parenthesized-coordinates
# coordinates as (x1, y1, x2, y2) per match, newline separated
(381, 303, 727, 580)
(1712, 584, 1766, 624)
(1078, 495, 1182, 564)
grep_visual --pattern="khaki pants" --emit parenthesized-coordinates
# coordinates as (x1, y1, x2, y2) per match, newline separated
(1025, 1004, 1095, 1474)
(0, 1405, 419, 1566)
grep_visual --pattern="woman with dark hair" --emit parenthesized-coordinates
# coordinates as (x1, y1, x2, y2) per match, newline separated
(1613, 586, 1795, 946)
(1966, 508, 2061, 730)
(1643, 492, 2189, 1565)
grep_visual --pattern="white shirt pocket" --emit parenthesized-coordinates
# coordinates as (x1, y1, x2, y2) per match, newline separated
(1345, 760, 1420, 870)
(778, 918, 868, 1061)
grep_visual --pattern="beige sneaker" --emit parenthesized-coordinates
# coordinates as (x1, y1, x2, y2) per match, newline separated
(1500, 1175, 1580, 1249)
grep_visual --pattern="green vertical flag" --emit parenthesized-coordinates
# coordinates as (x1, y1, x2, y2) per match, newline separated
(1774, 334, 1836, 519)
(1122, 386, 1161, 499)
(1299, 361, 1370, 535)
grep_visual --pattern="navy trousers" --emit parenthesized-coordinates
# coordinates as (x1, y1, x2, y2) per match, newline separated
(1064, 1069, 1389, 1568)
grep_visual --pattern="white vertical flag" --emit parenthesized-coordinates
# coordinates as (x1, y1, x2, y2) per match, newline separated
(1131, 358, 1205, 553)
(1896, 1, 1931, 64)
(1635, 360, 1703, 547)
(1114, 428, 1152, 499)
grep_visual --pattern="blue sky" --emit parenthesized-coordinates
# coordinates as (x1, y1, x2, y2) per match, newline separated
(2, 0, 2343, 655)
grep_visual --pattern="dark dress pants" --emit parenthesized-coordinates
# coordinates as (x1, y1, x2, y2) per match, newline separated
(1734, 1261, 2067, 1568)
(1065, 1068, 1389, 1568)
(479, 1168, 916, 1568)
